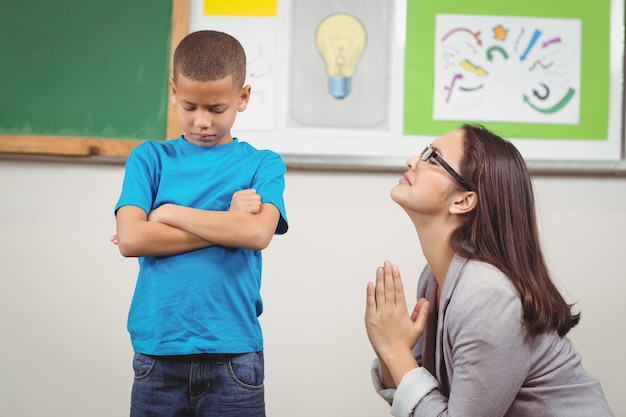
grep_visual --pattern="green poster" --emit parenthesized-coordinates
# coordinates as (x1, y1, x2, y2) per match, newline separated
(404, 0, 611, 140)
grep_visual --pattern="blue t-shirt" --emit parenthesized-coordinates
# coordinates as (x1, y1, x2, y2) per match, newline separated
(115, 136, 288, 355)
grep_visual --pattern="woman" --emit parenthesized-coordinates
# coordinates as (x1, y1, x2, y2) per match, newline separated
(364, 124, 614, 416)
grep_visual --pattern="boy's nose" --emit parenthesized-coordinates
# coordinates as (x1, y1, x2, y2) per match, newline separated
(194, 112, 211, 129)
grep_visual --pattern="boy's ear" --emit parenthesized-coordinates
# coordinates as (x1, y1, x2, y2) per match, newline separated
(169, 77, 177, 105)
(238, 84, 252, 112)
(449, 191, 477, 215)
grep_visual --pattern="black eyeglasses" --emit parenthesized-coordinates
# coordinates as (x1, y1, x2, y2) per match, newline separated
(420, 145, 473, 191)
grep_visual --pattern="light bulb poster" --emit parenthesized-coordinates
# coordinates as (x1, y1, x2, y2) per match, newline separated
(404, 0, 611, 142)
(288, 1, 392, 129)
(315, 14, 367, 100)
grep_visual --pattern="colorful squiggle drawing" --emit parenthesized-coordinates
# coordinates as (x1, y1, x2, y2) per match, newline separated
(433, 14, 581, 124)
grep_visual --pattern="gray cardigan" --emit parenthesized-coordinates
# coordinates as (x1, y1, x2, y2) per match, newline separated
(372, 256, 614, 417)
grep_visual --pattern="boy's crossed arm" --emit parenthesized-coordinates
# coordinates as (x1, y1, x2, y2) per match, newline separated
(115, 189, 280, 257)
(149, 188, 279, 251)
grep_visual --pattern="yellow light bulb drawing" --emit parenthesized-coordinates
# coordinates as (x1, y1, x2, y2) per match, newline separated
(315, 13, 367, 99)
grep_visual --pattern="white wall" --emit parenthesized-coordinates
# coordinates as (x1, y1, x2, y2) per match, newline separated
(0, 158, 624, 417)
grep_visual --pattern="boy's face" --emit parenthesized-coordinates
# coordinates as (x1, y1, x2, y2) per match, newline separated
(170, 74, 250, 147)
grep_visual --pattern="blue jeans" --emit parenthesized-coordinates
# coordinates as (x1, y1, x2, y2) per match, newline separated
(130, 352, 265, 417)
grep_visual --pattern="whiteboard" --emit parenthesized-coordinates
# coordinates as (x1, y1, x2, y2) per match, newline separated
(188, 0, 625, 173)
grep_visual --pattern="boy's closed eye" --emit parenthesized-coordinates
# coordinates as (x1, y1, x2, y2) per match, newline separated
(209, 107, 227, 114)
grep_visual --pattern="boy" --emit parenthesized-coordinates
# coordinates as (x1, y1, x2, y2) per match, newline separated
(114, 30, 288, 417)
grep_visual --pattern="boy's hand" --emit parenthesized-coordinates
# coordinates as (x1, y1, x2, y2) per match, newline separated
(148, 204, 173, 223)
(229, 189, 262, 214)
(144, 189, 261, 226)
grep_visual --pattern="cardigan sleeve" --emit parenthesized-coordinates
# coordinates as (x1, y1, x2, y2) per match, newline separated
(371, 358, 439, 416)
(415, 262, 531, 416)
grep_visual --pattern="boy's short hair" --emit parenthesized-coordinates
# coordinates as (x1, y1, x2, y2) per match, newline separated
(173, 30, 247, 88)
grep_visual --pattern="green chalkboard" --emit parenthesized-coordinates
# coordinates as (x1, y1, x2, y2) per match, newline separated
(0, 0, 173, 147)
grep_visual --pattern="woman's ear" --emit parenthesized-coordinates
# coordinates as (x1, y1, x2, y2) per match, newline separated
(449, 191, 477, 215)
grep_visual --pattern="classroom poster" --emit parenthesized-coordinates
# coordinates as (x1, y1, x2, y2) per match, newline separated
(184, 0, 622, 165)
(188, 0, 277, 130)
(288, 0, 392, 129)
(404, 0, 611, 141)
(433, 15, 581, 125)
(203, 0, 276, 17)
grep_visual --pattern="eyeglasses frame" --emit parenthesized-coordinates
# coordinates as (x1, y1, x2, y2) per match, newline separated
(420, 145, 473, 191)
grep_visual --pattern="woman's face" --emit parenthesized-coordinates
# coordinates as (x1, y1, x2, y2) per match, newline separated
(391, 128, 466, 215)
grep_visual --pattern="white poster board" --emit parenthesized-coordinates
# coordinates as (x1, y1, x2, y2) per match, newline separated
(189, 0, 625, 173)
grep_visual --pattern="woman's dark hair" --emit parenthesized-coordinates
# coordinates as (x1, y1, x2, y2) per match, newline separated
(450, 123, 580, 336)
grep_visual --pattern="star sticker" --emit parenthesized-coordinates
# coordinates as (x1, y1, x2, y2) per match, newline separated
(493, 24, 508, 41)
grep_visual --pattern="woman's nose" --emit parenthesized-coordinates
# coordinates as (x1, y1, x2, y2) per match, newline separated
(407, 155, 420, 169)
